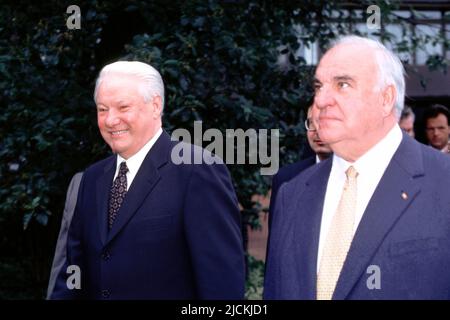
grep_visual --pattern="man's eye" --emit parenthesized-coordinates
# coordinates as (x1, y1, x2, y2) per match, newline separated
(314, 84, 322, 92)
(120, 105, 129, 111)
(97, 108, 107, 112)
(338, 82, 349, 89)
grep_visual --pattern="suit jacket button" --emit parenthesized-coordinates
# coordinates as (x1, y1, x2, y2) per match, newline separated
(102, 289, 110, 298)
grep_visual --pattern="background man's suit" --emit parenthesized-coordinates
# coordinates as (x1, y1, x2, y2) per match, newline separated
(47, 172, 83, 299)
(266, 156, 316, 261)
(51, 131, 245, 299)
(269, 156, 316, 229)
(264, 133, 450, 299)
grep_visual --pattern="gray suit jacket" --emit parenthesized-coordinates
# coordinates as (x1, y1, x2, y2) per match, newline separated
(46, 172, 83, 299)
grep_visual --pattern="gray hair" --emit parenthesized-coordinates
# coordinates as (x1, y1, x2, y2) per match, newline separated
(400, 105, 415, 122)
(330, 35, 405, 119)
(94, 61, 165, 110)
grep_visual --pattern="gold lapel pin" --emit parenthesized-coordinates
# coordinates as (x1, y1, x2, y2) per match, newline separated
(401, 191, 408, 200)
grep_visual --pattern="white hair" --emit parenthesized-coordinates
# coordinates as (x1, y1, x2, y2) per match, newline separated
(94, 61, 165, 110)
(330, 35, 405, 119)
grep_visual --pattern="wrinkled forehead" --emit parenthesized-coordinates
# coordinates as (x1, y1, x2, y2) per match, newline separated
(315, 44, 378, 81)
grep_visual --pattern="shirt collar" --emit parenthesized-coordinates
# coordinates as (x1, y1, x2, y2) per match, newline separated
(315, 155, 321, 164)
(332, 124, 403, 175)
(116, 127, 163, 175)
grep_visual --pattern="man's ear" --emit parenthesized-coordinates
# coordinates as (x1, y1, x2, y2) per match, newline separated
(381, 84, 396, 117)
(151, 95, 163, 119)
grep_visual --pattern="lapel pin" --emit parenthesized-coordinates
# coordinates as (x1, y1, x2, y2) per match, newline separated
(401, 192, 408, 200)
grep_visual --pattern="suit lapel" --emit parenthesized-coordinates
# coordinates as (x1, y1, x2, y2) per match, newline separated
(105, 131, 171, 245)
(96, 157, 116, 246)
(294, 159, 332, 299)
(333, 134, 424, 299)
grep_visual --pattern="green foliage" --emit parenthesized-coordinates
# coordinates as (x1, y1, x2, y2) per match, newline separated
(0, 257, 45, 299)
(0, 1, 108, 230)
(245, 255, 265, 300)
(0, 0, 111, 297)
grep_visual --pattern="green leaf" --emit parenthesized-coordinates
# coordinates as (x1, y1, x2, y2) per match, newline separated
(23, 212, 33, 230)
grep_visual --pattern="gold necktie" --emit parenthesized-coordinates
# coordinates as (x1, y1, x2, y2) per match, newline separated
(317, 165, 358, 300)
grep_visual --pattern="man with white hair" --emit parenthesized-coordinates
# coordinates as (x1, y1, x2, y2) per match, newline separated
(51, 61, 245, 299)
(264, 35, 450, 299)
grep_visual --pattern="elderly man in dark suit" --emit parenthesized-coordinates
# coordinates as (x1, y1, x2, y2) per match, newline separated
(264, 35, 450, 300)
(51, 61, 245, 299)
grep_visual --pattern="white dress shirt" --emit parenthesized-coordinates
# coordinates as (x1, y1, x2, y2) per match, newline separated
(113, 128, 163, 191)
(439, 141, 449, 153)
(315, 155, 322, 164)
(317, 124, 403, 271)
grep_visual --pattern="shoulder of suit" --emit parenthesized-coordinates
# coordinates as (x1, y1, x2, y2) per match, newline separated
(70, 171, 84, 185)
(396, 137, 450, 181)
(288, 156, 329, 185)
(83, 154, 116, 175)
(420, 143, 450, 174)
(274, 156, 317, 186)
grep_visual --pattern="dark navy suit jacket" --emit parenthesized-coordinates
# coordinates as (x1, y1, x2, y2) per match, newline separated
(264, 133, 450, 299)
(269, 156, 316, 229)
(266, 157, 316, 261)
(52, 131, 245, 299)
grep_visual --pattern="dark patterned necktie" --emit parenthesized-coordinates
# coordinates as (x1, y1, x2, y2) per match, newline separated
(108, 161, 128, 230)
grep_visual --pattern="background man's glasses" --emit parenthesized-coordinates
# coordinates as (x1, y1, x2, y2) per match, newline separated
(305, 118, 317, 131)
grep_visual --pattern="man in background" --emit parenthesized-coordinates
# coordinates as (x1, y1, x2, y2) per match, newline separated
(424, 104, 450, 154)
(266, 105, 332, 260)
(46, 172, 83, 299)
(269, 104, 332, 229)
(399, 105, 415, 138)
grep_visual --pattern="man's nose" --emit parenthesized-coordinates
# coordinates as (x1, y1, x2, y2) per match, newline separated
(105, 110, 121, 127)
(314, 86, 335, 109)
